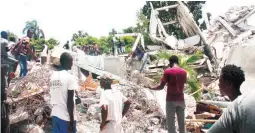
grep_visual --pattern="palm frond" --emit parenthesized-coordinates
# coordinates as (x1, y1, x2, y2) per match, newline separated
(186, 53, 203, 64)
(187, 77, 201, 100)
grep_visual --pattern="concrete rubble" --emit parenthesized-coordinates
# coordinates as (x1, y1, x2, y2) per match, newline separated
(6, 4, 255, 133)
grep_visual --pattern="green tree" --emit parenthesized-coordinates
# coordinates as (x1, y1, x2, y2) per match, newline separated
(47, 38, 59, 50)
(109, 29, 117, 36)
(23, 20, 45, 39)
(141, 1, 206, 39)
(155, 50, 203, 100)
(99, 36, 113, 54)
(7, 31, 18, 42)
(122, 11, 153, 45)
(123, 27, 135, 33)
(30, 38, 45, 50)
(71, 30, 88, 41)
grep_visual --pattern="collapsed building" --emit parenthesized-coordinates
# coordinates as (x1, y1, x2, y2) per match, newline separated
(6, 2, 255, 133)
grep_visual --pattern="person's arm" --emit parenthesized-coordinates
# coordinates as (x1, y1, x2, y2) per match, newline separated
(122, 100, 131, 117)
(67, 89, 74, 124)
(207, 100, 239, 133)
(149, 81, 166, 90)
(67, 76, 79, 131)
(101, 105, 108, 130)
(99, 92, 109, 130)
(121, 93, 131, 117)
(148, 70, 168, 90)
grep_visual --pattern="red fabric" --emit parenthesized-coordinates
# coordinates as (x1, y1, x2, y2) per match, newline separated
(16, 38, 33, 55)
(161, 67, 187, 101)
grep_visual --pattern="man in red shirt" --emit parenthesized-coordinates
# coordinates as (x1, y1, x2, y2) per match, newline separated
(149, 55, 187, 133)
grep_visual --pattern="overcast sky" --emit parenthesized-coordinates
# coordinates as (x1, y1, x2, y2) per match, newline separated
(0, 0, 255, 44)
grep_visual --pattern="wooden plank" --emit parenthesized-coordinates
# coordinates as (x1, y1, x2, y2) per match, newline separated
(217, 17, 237, 36)
(155, 4, 178, 11)
(7, 89, 44, 104)
(163, 20, 178, 26)
(186, 119, 217, 123)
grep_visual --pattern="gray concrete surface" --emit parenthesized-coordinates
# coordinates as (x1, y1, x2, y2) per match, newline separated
(104, 56, 142, 78)
(226, 39, 255, 94)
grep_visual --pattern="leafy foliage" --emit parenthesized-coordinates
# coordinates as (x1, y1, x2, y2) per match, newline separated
(71, 30, 88, 41)
(122, 11, 153, 45)
(155, 50, 203, 100)
(71, 31, 136, 54)
(7, 31, 18, 42)
(30, 37, 59, 50)
(23, 20, 45, 40)
(47, 38, 60, 50)
(141, 1, 206, 39)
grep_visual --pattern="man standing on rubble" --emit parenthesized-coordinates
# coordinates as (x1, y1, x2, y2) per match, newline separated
(16, 34, 37, 77)
(50, 52, 78, 133)
(99, 74, 131, 133)
(148, 55, 187, 133)
(207, 65, 255, 133)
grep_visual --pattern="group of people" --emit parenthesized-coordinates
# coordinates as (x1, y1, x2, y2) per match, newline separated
(63, 41, 101, 56)
(50, 52, 131, 133)
(148, 55, 255, 133)
(1, 29, 49, 78)
(81, 44, 101, 56)
(112, 37, 126, 56)
(1, 29, 49, 133)
(2, 30, 255, 133)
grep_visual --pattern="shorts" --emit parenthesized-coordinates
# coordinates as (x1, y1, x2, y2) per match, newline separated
(52, 116, 77, 133)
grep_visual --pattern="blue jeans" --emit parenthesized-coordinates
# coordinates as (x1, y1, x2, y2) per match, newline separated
(18, 55, 28, 77)
(52, 116, 77, 133)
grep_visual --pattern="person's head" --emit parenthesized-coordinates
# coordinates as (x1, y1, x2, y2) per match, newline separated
(99, 74, 113, 90)
(169, 55, 179, 67)
(60, 52, 73, 70)
(27, 29, 34, 38)
(9, 36, 16, 42)
(1, 31, 8, 39)
(219, 64, 245, 98)
(67, 41, 69, 44)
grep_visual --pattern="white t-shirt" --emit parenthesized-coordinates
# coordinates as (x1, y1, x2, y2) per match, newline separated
(50, 70, 78, 121)
(99, 88, 128, 123)
(41, 44, 48, 57)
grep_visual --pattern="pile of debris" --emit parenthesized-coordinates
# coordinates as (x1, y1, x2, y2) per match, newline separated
(199, 5, 255, 101)
(208, 5, 255, 69)
(7, 64, 54, 132)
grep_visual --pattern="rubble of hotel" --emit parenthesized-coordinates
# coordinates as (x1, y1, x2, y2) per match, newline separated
(7, 4, 255, 133)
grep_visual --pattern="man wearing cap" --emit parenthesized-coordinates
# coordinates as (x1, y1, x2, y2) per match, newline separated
(15, 29, 37, 77)
(99, 74, 131, 133)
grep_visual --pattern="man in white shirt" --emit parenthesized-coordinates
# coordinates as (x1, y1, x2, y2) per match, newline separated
(41, 41, 48, 65)
(99, 74, 131, 133)
(50, 52, 78, 133)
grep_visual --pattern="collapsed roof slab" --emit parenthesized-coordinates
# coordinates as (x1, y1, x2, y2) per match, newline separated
(225, 39, 255, 94)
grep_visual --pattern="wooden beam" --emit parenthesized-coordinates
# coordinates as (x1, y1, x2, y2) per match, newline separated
(155, 4, 178, 11)
(186, 119, 217, 123)
(163, 20, 178, 26)
(217, 17, 237, 36)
